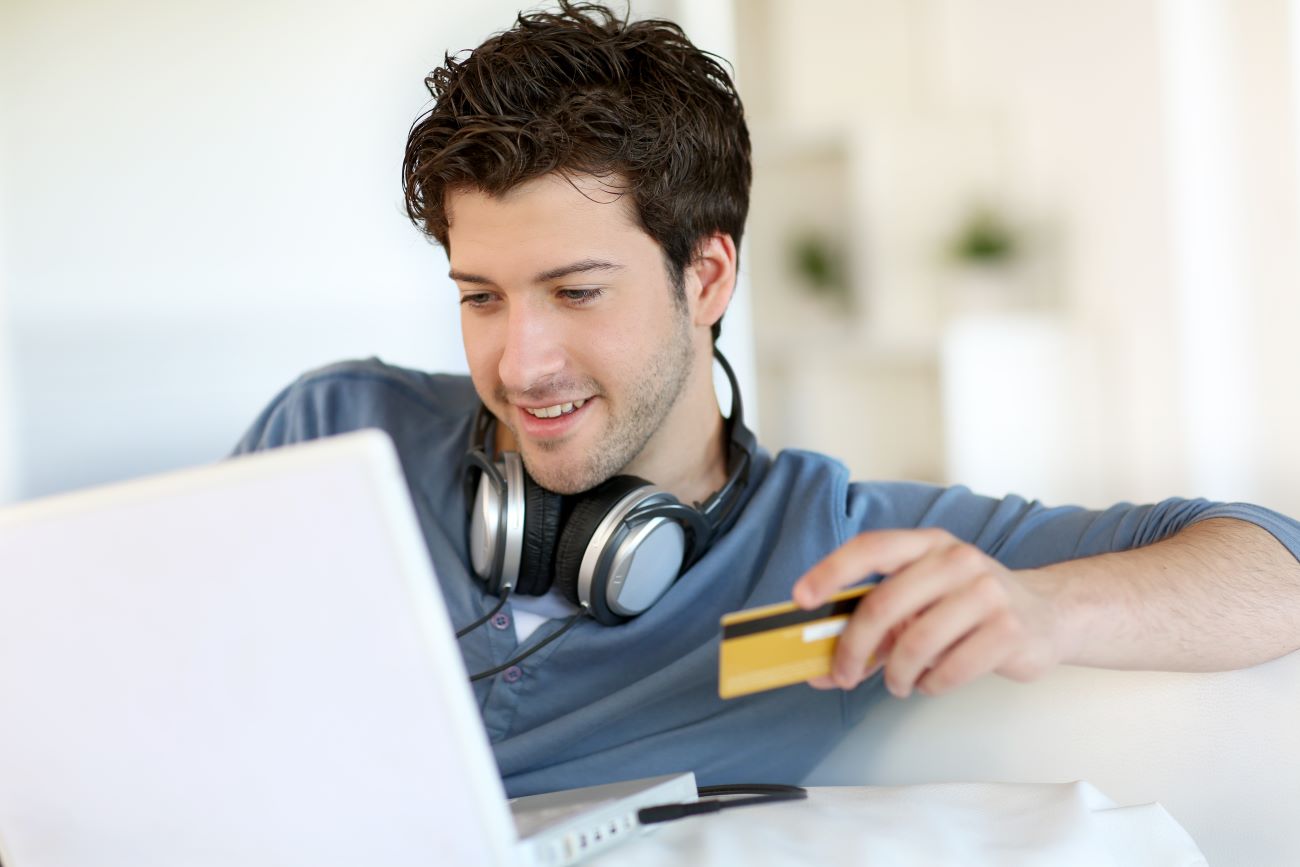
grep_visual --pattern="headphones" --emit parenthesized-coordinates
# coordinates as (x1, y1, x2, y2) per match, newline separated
(461, 348, 756, 626)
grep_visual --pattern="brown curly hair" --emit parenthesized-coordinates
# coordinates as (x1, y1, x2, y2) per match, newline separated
(401, 1, 751, 339)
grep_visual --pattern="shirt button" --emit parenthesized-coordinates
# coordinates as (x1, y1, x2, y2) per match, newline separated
(492, 612, 511, 630)
(502, 666, 523, 683)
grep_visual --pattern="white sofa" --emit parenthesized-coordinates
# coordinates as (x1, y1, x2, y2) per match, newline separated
(803, 651, 1300, 867)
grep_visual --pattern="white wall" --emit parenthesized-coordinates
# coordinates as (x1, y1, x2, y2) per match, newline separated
(0, 0, 758, 503)
(0, 11, 20, 505)
(0, 91, 16, 505)
(935, 0, 1187, 504)
(740, 0, 1300, 515)
(658, 0, 760, 425)
(2, 0, 532, 499)
(1231, 0, 1300, 513)
(936, 0, 1300, 512)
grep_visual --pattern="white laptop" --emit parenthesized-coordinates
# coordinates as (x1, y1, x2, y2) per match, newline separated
(0, 429, 696, 867)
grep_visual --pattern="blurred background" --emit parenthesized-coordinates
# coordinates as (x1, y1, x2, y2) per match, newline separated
(1, 0, 1298, 516)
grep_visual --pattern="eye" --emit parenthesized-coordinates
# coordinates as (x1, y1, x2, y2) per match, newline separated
(459, 292, 497, 309)
(557, 287, 605, 305)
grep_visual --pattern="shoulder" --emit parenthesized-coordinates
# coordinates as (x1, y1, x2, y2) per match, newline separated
(759, 448, 992, 532)
(232, 357, 479, 454)
(761, 448, 934, 513)
(288, 357, 476, 412)
(764, 447, 852, 494)
(736, 448, 853, 543)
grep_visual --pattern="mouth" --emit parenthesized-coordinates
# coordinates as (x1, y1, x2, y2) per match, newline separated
(514, 396, 595, 440)
(520, 397, 588, 419)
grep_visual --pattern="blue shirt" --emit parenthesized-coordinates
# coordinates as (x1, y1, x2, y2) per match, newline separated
(232, 358, 1300, 797)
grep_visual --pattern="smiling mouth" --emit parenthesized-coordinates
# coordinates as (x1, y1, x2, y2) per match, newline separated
(521, 398, 588, 419)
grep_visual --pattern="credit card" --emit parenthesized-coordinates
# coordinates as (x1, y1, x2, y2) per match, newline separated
(718, 584, 873, 699)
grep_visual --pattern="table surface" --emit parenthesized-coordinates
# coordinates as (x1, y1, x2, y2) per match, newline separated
(587, 782, 1207, 867)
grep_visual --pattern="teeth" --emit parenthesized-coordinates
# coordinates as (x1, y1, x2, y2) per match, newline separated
(525, 398, 586, 419)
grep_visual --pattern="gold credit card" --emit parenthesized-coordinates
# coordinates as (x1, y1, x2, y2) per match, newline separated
(718, 585, 873, 699)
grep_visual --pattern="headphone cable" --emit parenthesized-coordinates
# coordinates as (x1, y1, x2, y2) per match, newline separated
(454, 585, 513, 639)
(637, 783, 807, 824)
(468, 610, 585, 682)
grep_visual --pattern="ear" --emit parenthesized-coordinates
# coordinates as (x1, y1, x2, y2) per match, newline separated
(683, 232, 737, 330)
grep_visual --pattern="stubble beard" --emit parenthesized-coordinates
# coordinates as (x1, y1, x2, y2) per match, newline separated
(516, 313, 696, 495)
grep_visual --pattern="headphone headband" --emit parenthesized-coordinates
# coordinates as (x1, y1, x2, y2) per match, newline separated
(695, 348, 755, 548)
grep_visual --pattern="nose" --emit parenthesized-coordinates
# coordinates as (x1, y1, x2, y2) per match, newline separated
(496, 302, 566, 396)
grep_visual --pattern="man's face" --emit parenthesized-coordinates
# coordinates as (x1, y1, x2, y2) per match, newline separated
(447, 173, 696, 494)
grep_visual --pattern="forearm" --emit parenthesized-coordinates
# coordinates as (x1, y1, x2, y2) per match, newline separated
(1028, 518, 1300, 672)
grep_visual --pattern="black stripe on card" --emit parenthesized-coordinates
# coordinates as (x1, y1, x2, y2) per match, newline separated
(722, 596, 863, 640)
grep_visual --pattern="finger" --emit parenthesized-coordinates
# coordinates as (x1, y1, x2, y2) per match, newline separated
(916, 611, 1021, 696)
(831, 543, 981, 688)
(882, 574, 1004, 697)
(793, 528, 957, 609)
(811, 658, 883, 692)
(875, 620, 906, 658)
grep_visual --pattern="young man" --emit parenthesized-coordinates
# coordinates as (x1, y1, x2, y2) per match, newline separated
(234, 2, 1300, 797)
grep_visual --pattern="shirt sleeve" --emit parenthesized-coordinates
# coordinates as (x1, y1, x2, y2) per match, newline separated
(228, 382, 310, 456)
(227, 363, 397, 457)
(845, 481, 1300, 569)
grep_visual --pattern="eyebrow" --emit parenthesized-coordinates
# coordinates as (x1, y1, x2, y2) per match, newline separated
(448, 258, 624, 286)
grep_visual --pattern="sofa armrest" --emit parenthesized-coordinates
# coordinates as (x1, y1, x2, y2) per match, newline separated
(803, 651, 1300, 867)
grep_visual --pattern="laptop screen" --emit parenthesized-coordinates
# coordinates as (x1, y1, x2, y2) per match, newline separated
(0, 431, 518, 867)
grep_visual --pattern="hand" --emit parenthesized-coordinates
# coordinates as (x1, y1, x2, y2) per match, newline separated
(792, 529, 1064, 697)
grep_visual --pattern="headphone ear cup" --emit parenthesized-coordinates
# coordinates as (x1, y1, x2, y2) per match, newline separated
(517, 474, 563, 596)
(553, 475, 650, 617)
(463, 448, 507, 594)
